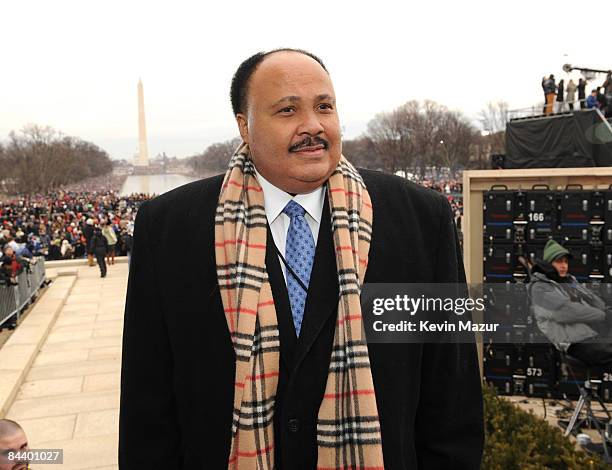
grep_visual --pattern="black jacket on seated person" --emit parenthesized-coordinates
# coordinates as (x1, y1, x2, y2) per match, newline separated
(119, 169, 484, 470)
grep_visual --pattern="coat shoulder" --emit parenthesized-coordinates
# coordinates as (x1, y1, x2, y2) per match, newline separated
(139, 174, 225, 224)
(357, 168, 449, 217)
(528, 274, 558, 300)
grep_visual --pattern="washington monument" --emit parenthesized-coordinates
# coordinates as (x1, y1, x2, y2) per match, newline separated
(135, 79, 149, 167)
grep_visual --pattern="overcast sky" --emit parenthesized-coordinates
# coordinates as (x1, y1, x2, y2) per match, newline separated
(1, 0, 608, 160)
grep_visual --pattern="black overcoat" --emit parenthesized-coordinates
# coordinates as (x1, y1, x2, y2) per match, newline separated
(119, 169, 484, 469)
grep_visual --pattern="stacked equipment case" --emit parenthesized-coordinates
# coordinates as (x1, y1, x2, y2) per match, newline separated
(482, 184, 612, 400)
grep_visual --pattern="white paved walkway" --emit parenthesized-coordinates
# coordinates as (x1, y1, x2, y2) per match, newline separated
(5, 263, 127, 470)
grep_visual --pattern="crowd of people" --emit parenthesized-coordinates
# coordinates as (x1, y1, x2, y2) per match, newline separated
(541, 72, 612, 117)
(0, 174, 151, 281)
(421, 178, 463, 230)
(0, 171, 464, 282)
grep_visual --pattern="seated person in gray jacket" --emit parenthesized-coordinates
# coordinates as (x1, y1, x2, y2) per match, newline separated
(529, 239, 612, 365)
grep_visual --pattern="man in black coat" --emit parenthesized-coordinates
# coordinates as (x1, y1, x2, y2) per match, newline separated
(119, 49, 483, 469)
(89, 227, 108, 278)
(82, 218, 95, 267)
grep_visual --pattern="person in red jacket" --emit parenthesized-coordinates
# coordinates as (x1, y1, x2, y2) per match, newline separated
(1, 246, 22, 285)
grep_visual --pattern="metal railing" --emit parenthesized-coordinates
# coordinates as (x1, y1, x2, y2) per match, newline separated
(0, 258, 46, 328)
(508, 99, 592, 121)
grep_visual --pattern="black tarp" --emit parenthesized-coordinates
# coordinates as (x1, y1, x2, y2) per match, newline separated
(505, 109, 612, 168)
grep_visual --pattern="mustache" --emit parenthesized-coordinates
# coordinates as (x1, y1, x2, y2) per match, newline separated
(289, 136, 329, 152)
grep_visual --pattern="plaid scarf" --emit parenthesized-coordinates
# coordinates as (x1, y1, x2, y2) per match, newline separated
(215, 143, 384, 469)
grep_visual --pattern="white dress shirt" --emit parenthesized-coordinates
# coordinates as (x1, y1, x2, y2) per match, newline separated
(254, 169, 325, 282)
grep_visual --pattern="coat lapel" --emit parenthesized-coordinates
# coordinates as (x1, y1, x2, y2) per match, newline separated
(292, 194, 339, 371)
(265, 224, 297, 371)
(262, 194, 339, 374)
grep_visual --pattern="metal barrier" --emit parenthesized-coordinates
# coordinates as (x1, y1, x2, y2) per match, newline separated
(0, 258, 46, 328)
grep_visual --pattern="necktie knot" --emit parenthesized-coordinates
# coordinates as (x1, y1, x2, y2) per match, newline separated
(283, 200, 306, 219)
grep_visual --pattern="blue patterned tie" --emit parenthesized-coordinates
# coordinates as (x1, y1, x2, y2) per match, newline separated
(283, 200, 315, 336)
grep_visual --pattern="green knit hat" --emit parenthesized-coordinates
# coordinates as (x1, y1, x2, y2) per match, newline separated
(543, 239, 571, 263)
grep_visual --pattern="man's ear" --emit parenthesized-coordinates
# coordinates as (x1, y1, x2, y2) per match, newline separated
(236, 113, 249, 144)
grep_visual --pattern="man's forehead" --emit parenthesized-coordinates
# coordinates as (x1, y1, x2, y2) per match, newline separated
(250, 52, 334, 98)
(259, 50, 323, 69)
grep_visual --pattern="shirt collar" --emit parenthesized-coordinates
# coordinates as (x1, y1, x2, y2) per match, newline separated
(254, 168, 325, 224)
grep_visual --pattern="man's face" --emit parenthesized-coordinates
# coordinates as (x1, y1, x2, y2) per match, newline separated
(0, 429, 28, 470)
(552, 256, 569, 277)
(236, 51, 342, 194)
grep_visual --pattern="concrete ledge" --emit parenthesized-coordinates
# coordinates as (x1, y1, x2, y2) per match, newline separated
(45, 257, 128, 269)
(0, 275, 77, 417)
(45, 269, 79, 280)
(57, 269, 79, 277)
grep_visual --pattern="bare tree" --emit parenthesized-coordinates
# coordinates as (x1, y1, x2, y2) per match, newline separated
(479, 101, 508, 154)
(365, 101, 424, 174)
(187, 137, 242, 176)
(436, 112, 480, 177)
(341, 137, 380, 169)
(364, 100, 480, 177)
(414, 100, 446, 177)
(2, 124, 112, 194)
(365, 110, 403, 173)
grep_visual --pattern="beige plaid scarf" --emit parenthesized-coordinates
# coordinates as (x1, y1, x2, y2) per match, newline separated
(215, 143, 384, 469)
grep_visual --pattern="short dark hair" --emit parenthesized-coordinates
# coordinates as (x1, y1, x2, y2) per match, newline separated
(0, 419, 23, 439)
(229, 48, 328, 116)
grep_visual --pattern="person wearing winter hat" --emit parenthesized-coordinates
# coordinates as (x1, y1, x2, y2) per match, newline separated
(542, 238, 572, 278)
(529, 239, 612, 365)
(83, 218, 95, 267)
